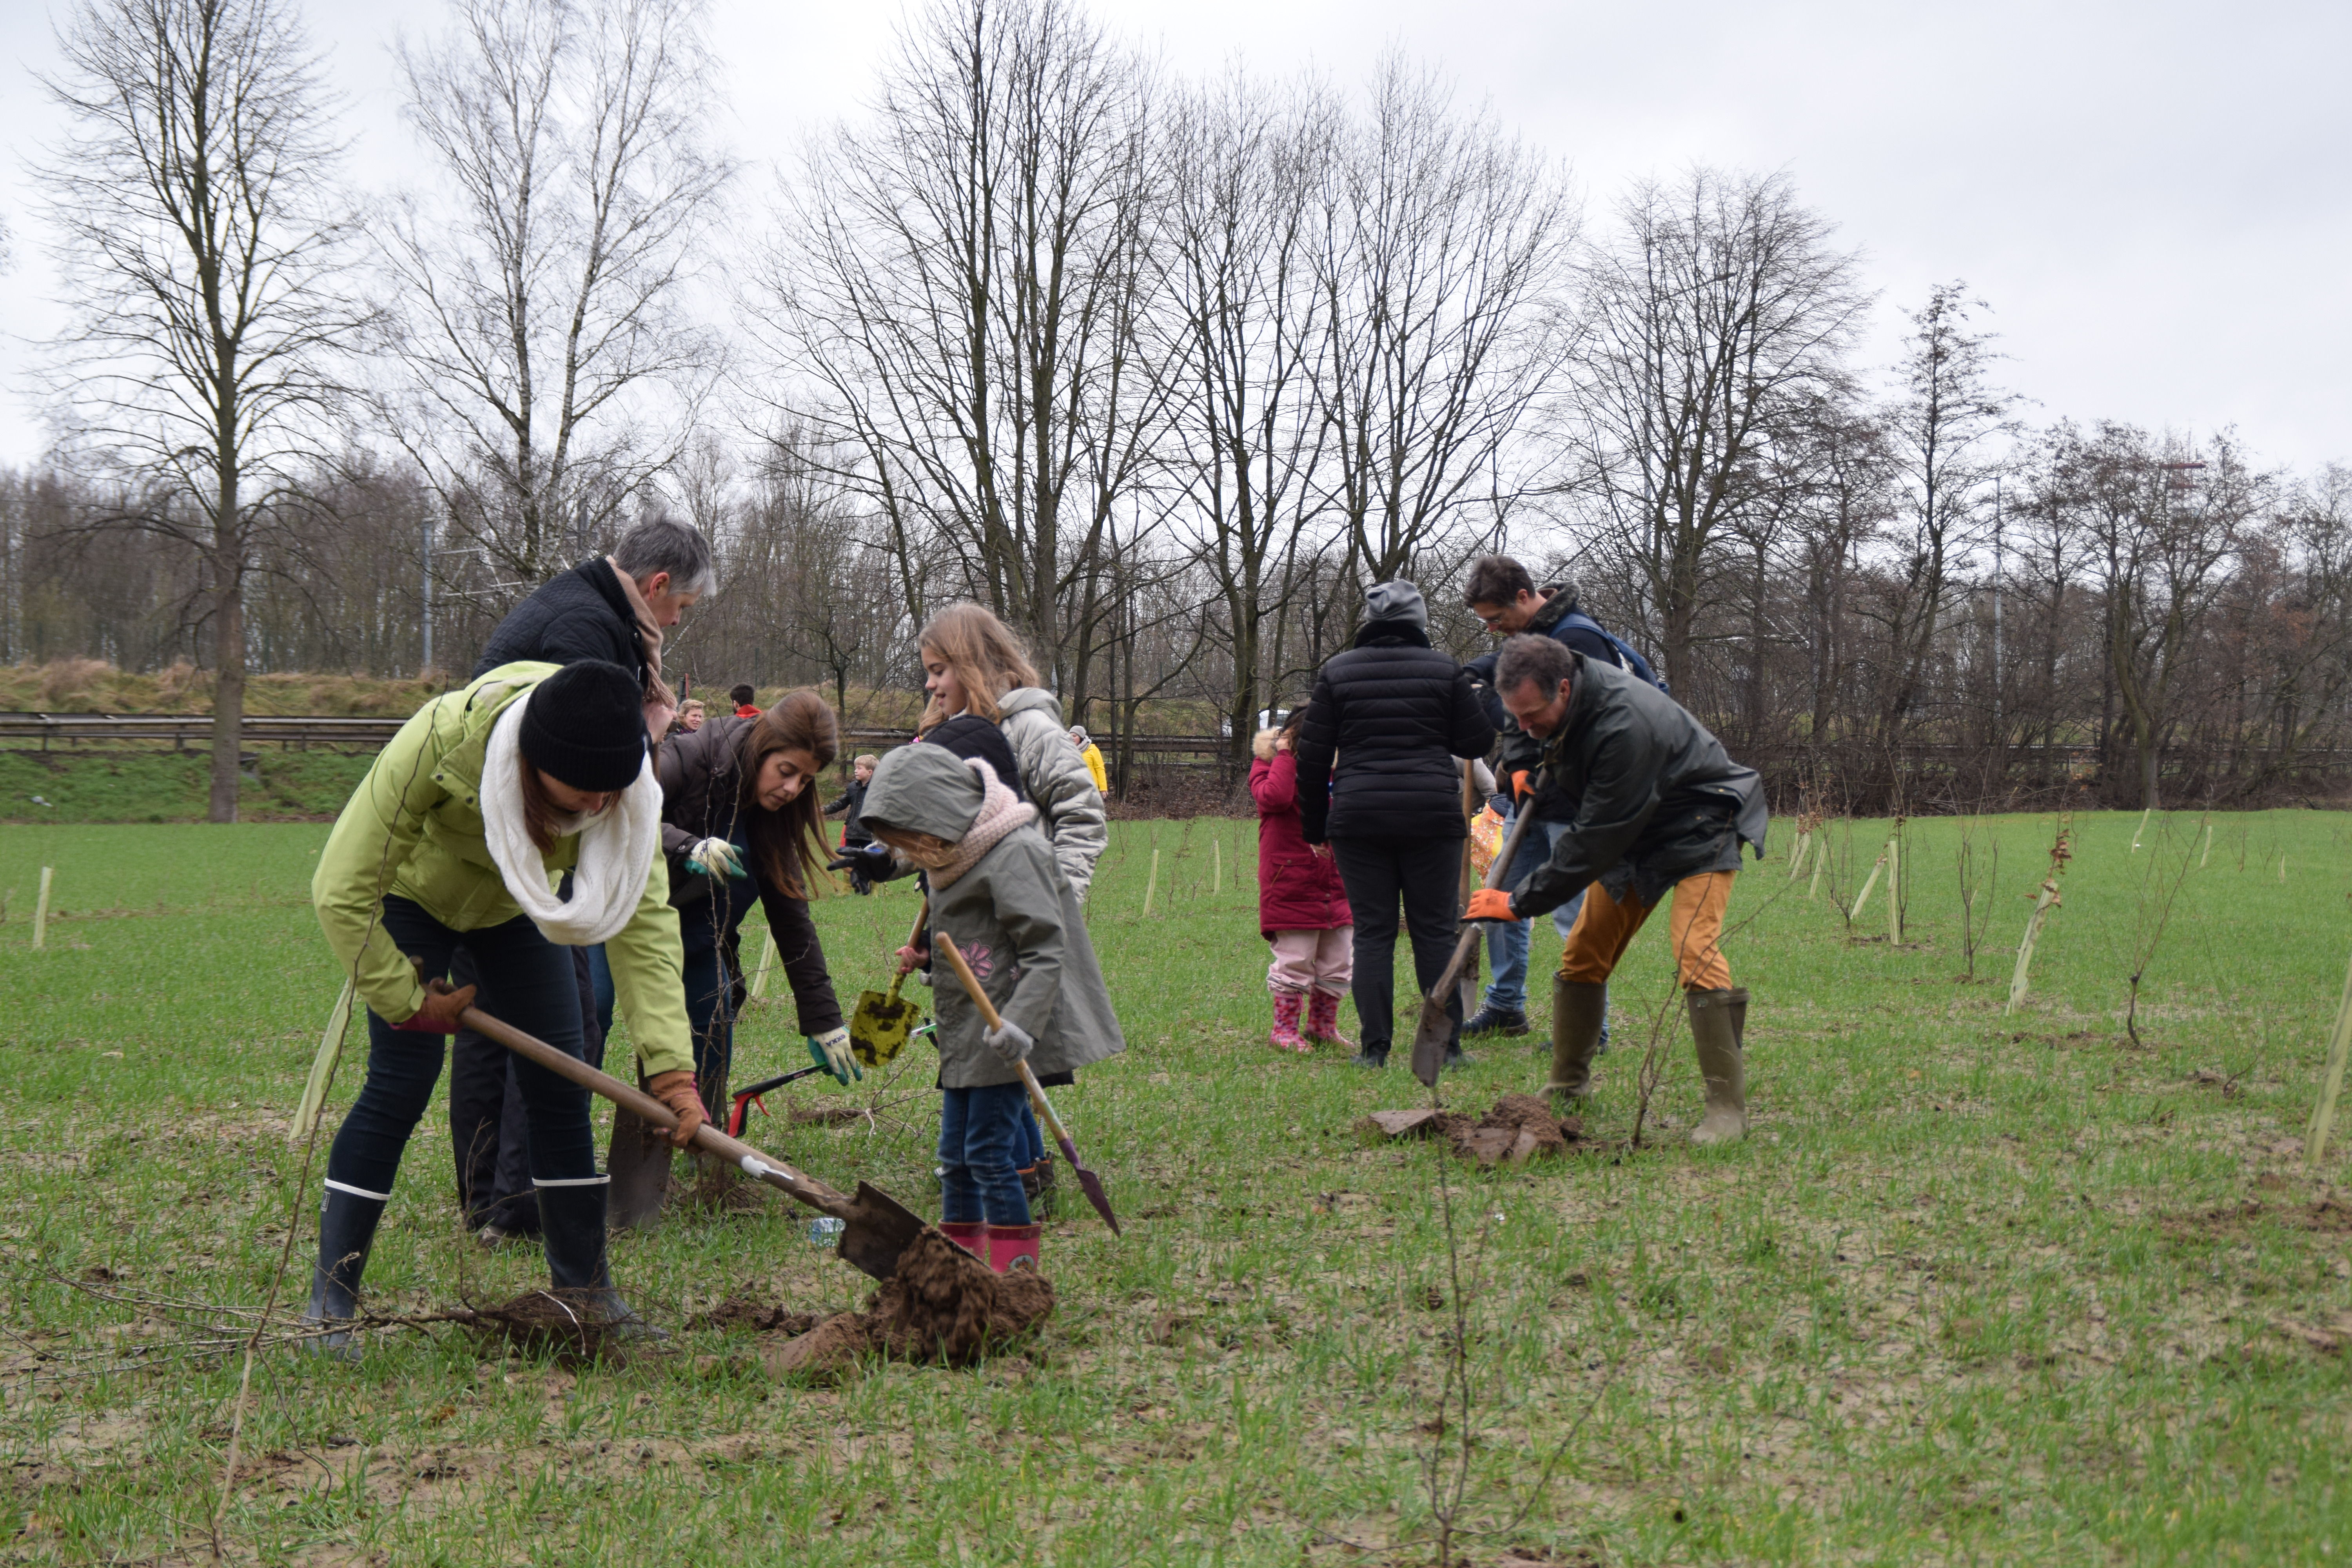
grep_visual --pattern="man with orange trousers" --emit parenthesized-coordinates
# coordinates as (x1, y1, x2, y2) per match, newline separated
(1465, 635, 1768, 1143)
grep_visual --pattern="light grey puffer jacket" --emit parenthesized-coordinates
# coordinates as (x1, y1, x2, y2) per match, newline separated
(996, 686, 1109, 901)
(860, 744, 1125, 1089)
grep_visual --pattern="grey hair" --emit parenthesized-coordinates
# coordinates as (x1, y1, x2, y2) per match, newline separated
(613, 516, 717, 597)
(1494, 633, 1573, 699)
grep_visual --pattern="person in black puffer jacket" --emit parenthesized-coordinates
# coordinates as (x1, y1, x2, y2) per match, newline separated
(1293, 581, 1497, 1070)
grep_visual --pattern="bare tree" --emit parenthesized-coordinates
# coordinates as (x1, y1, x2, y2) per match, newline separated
(34, 0, 365, 820)
(377, 0, 732, 591)
(1564, 167, 1865, 694)
(759, 0, 1161, 704)
(1318, 57, 1575, 588)
(1156, 71, 1339, 776)
(1871, 284, 2014, 749)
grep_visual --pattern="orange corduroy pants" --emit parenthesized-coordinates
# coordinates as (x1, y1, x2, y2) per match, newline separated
(1555, 871, 1735, 991)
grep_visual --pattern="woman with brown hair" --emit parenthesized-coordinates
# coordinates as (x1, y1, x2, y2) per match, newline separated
(657, 690, 856, 1131)
(905, 602, 1107, 900)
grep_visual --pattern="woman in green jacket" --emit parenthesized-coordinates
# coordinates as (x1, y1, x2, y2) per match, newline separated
(306, 659, 705, 1352)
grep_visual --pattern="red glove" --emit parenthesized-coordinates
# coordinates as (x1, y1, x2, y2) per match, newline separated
(394, 977, 477, 1033)
(1465, 888, 1517, 923)
(645, 1070, 708, 1149)
(1510, 770, 1532, 802)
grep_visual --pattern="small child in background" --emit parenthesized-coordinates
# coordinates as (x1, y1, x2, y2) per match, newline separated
(1250, 714, 1355, 1052)
(863, 744, 1124, 1274)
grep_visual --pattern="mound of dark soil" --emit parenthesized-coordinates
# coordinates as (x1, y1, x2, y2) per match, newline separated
(748, 1230, 1055, 1381)
(1360, 1095, 1589, 1168)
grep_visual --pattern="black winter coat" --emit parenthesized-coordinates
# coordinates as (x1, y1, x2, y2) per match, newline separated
(654, 714, 844, 1034)
(824, 777, 871, 845)
(1293, 619, 1497, 844)
(1512, 654, 1769, 917)
(472, 558, 650, 686)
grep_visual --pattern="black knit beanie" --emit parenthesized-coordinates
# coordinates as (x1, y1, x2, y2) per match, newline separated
(519, 660, 647, 791)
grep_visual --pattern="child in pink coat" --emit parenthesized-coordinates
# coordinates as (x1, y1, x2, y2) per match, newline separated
(1250, 718, 1355, 1051)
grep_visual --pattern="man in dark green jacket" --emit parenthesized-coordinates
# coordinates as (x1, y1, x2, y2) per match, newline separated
(1465, 635, 1766, 1143)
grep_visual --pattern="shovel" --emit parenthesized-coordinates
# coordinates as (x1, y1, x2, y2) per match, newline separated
(932, 934, 1122, 1236)
(461, 1005, 927, 1283)
(1410, 805, 1543, 1088)
(848, 902, 933, 1068)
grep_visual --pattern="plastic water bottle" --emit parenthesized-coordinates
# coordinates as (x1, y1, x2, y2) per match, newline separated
(807, 1217, 846, 1246)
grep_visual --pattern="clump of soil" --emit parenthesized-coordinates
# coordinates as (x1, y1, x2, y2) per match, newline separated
(459, 1289, 664, 1366)
(1359, 1094, 1589, 1168)
(689, 1292, 821, 1335)
(741, 1230, 1055, 1381)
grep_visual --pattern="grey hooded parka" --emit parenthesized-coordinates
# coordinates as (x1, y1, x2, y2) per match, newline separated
(994, 686, 1109, 900)
(859, 745, 1125, 1090)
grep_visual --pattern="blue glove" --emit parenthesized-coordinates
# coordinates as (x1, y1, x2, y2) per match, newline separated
(807, 1027, 861, 1084)
(982, 1018, 1034, 1066)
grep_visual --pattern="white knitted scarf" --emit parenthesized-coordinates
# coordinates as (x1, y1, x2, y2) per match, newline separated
(480, 693, 662, 945)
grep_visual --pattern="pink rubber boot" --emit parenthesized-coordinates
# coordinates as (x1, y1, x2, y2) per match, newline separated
(984, 1223, 1042, 1274)
(1307, 987, 1354, 1050)
(1270, 990, 1308, 1052)
(939, 1221, 987, 1258)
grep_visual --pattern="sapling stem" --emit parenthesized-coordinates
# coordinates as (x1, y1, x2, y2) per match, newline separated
(2005, 825, 2074, 1014)
(2305, 949, 2352, 1170)
(1851, 855, 1886, 922)
(1887, 836, 1902, 946)
(32, 866, 52, 950)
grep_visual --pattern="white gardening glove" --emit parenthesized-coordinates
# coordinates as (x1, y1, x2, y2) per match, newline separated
(806, 1026, 860, 1085)
(686, 837, 745, 878)
(982, 1018, 1034, 1067)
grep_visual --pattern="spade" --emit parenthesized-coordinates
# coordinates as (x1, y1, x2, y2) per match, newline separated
(848, 902, 932, 1068)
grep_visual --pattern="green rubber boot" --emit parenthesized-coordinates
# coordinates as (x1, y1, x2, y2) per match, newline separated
(1546, 976, 1608, 1101)
(1687, 987, 1748, 1146)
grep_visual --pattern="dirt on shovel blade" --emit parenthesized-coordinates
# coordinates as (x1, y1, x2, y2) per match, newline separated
(1359, 1094, 1589, 1168)
(741, 1229, 1053, 1381)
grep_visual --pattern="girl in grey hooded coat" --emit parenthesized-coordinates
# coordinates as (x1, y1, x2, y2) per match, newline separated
(863, 744, 1124, 1274)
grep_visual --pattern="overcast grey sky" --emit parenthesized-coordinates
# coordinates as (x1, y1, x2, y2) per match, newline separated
(2, 0, 2345, 470)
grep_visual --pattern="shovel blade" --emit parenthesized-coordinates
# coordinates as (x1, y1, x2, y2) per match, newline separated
(1053, 1134, 1122, 1235)
(605, 1107, 673, 1230)
(848, 989, 918, 1068)
(834, 1180, 929, 1282)
(1409, 995, 1454, 1087)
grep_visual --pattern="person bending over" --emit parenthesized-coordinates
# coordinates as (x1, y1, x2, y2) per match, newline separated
(1464, 635, 1766, 1145)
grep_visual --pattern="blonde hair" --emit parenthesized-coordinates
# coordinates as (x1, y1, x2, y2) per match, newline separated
(917, 603, 1040, 727)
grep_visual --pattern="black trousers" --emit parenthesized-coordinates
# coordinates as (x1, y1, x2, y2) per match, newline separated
(447, 943, 605, 1232)
(1330, 835, 1465, 1051)
(330, 899, 598, 1203)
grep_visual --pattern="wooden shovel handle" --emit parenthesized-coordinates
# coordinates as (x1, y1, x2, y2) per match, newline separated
(1432, 803, 1545, 999)
(884, 899, 931, 1005)
(931, 933, 1072, 1149)
(457, 1004, 855, 1221)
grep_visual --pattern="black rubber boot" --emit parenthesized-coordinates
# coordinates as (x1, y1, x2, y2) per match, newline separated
(303, 1183, 388, 1360)
(537, 1179, 662, 1344)
(1353, 1040, 1391, 1070)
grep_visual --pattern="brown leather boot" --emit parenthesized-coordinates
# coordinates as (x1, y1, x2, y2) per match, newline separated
(1546, 976, 1608, 1100)
(1686, 987, 1748, 1145)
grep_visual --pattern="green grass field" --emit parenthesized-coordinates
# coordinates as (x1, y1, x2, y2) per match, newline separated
(4, 809, 2352, 1564)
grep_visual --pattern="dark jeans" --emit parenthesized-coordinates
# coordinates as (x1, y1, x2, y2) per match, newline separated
(333, 898, 597, 1203)
(939, 1082, 1032, 1226)
(1330, 835, 1465, 1051)
(683, 937, 738, 1118)
(448, 944, 604, 1232)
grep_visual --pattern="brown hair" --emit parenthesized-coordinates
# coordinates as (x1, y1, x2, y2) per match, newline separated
(518, 765, 564, 855)
(733, 689, 840, 898)
(916, 603, 1040, 727)
(1463, 555, 1535, 609)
